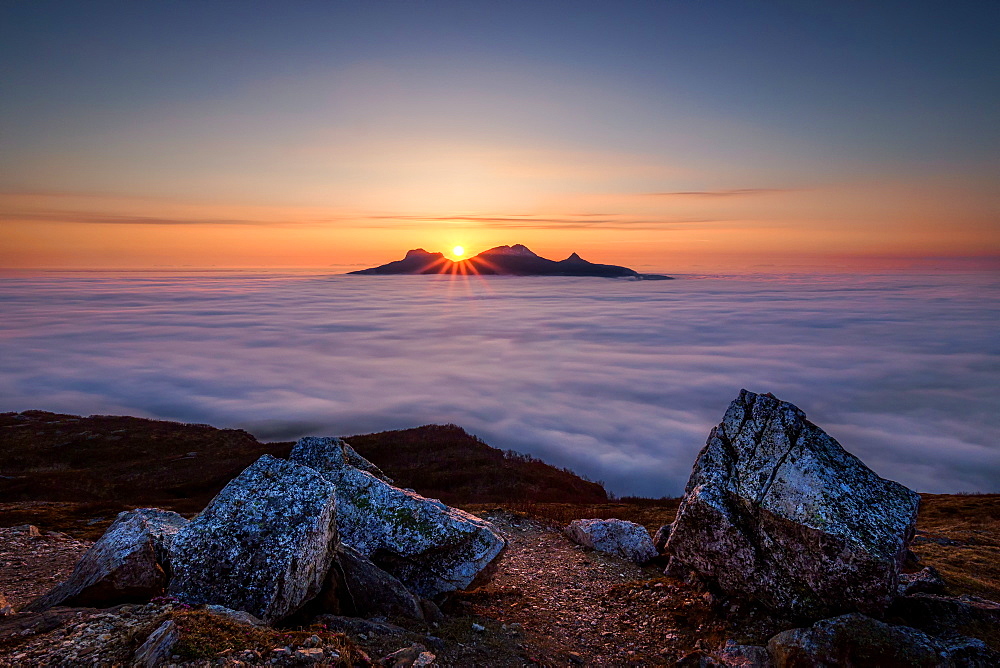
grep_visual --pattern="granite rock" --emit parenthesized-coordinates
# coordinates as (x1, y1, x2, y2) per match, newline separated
(168, 454, 338, 623)
(565, 519, 657, 564)
(23, 508, 187, 612)
(666, 389, 920, 617)
(291, 437, 505, 598)
(767, 613, 997, 667)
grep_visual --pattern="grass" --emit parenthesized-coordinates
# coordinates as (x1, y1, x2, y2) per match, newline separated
(169, 610, 360, 663)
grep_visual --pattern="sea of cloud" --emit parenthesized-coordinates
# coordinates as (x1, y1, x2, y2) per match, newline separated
(0, 269, 997, 497)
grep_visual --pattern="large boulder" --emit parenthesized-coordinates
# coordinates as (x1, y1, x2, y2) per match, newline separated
(23, 508, 187, 612)
(565, 519, 657, 563)
(767, 613, 998, 667)
(320, 543, 425, 620)
(290, 437, 505, 598)
(666, 390, 920, 618)
(168, 455, 338, 624)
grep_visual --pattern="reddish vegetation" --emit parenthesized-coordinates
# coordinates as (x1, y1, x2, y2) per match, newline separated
(345, 424, 608, 504)
(0, 412, 605, 539)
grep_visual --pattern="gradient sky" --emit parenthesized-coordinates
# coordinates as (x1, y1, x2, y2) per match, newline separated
(2, 1, 998, 270)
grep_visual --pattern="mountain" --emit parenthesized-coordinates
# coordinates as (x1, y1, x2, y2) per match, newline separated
(0, 411, 607, 534)
(349, 244, 672, 279)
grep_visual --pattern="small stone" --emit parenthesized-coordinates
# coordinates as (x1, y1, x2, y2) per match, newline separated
(293, 648, 325, 663)
(471, 622, 485, 632)
(412, 651, 436, 667)
(133, 620, 180, 668)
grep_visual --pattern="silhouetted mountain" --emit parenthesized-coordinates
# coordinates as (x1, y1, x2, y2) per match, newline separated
(349, 244, 672, 279)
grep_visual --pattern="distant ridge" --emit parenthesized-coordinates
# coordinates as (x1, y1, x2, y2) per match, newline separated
(0, 411, 607, 530)
(349, 244, 672, 279)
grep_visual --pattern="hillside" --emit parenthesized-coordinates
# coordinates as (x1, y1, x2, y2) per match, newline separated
(344, 424, 608, 504)
(0, 411, 605, 536)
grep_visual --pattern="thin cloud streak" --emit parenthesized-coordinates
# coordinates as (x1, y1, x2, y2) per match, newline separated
(0, 271, 996, 497)
(643, 188, 800, 197)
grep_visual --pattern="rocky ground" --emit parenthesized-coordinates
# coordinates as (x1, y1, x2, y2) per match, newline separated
(1, 499, 998, 666)
(0, 513, 741, 667)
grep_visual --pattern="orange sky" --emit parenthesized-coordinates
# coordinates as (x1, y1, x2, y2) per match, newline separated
(2, 176, 997, 272)
(2, 4, 998, 273)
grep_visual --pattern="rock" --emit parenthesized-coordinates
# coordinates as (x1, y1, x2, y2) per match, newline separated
(290, 437, 505, 598)
(471, 622, 485, 632)
(168, 455, 339, 624)
(204, 604, 266, 627)
(133, 619, 180, 668)
(419, 598, 444, 622)
(889, 592, 1000, 638)
(902, 548, 922, 571)
(11, 524, 42, 538)
(379, 643, 430, 667)
(653, 523, 672, 553)
(312, 614, 409, 638)
(293, 435, 393, 483)
(23, 508, 188, 612)
(665, 389, 920, 617)
(294, 648, 326, 663)
(898, 566, 947, 596)
(413, 652, 436, 667)
(323, 543, 425, 620)
(0, 594, 13, 616)
(715, 643, 773, 667)
(565, 518, 658, 563)
(767, 613, 998, 667)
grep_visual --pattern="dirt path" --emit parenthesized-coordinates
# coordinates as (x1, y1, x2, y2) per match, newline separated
(465, 512, 728, 666)
(0, 526, 90, 610)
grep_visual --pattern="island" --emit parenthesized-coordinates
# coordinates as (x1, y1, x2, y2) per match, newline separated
(348, 244, 673, 279)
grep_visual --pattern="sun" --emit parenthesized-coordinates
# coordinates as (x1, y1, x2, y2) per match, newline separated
(452, 245, 465, 258)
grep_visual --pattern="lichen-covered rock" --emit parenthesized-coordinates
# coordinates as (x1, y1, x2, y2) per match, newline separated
(290, 437, 505, 598)
(653, 523, 673, 553)
(767, 613, 998, 667)
(666, 389, 920, 617)
(293, 436, 393, 483)
(23, 508, 188, 612)
(168, 455, 338, 624)
(320, 543, 425, 620)
(565, 519, 657, 564)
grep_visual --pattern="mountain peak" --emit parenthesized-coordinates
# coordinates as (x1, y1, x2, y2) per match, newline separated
(563, 252, 585, 262)
(481, 244, 539, 257)
(404, 248, 442, 258)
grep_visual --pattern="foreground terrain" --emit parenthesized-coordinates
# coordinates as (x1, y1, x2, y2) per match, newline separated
(1, 409, 998, 665)
(2, 494, 998, 665)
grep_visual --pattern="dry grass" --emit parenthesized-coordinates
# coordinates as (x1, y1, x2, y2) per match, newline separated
(169, 610, 360, 663)
(910, 493, 1000, 602)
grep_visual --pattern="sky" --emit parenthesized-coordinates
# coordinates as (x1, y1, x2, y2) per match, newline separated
(1, 271, 997, 496)
(1, 1, 998, 271)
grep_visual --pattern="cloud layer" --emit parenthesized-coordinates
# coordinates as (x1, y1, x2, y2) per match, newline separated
(0, 270, 997, 497)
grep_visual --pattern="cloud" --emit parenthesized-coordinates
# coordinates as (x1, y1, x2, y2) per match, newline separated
(0, 271, 996, 497)
(364, 213, 725, 231)
(643, 188, 799, 197)
(0, 210, 324, 227)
